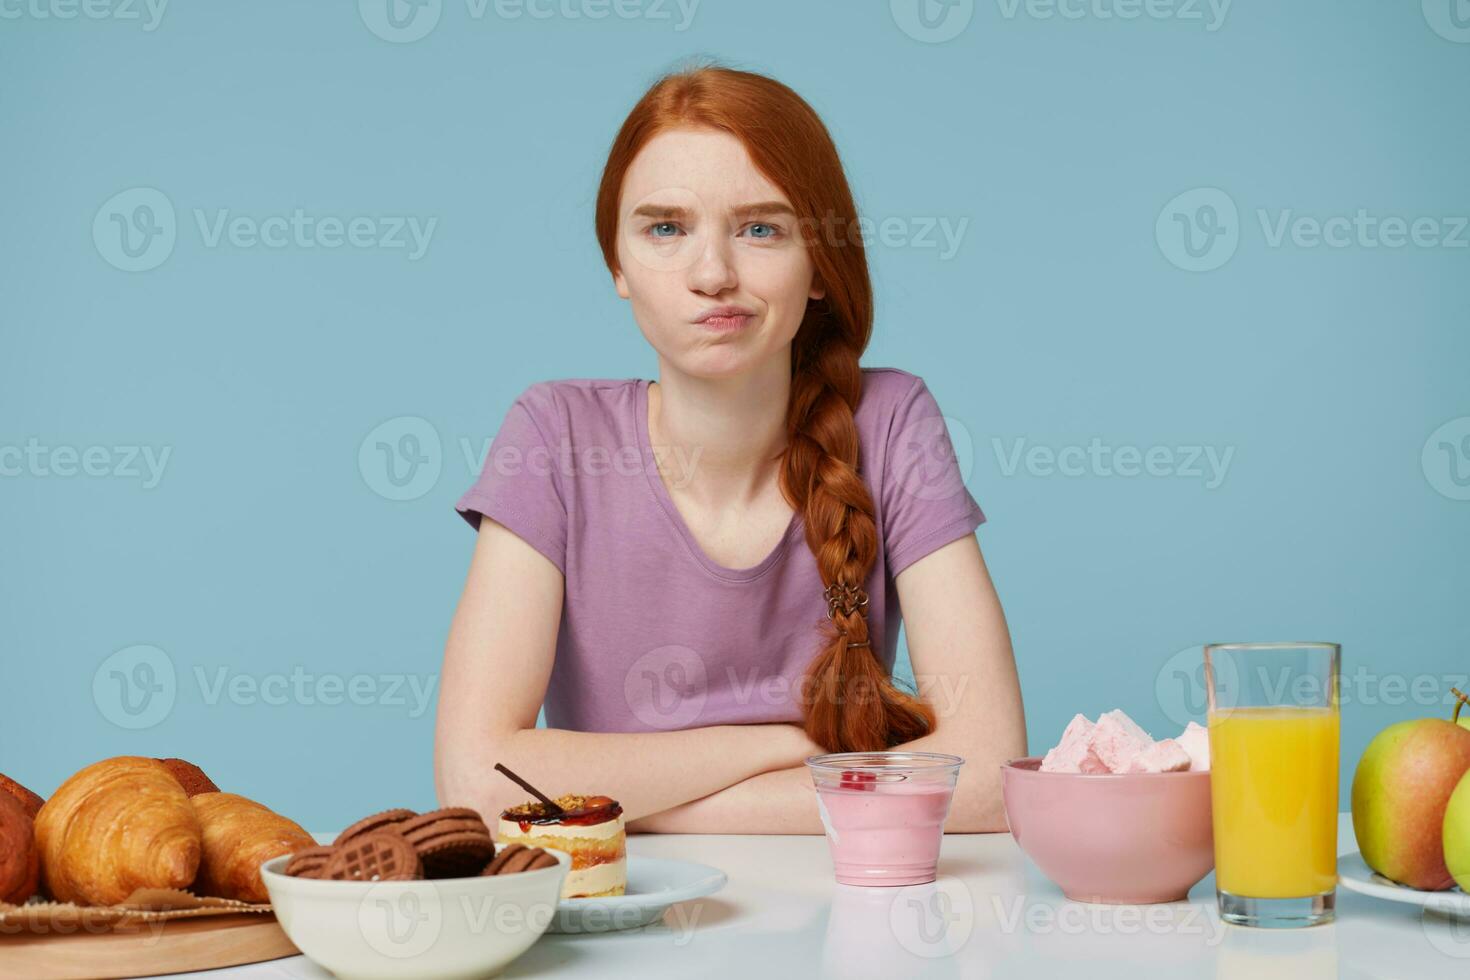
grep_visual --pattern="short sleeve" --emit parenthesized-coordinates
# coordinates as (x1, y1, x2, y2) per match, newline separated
(880, 376, 986, 578)
(454, 384, 569, 576)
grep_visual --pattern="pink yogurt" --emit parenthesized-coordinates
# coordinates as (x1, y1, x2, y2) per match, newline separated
(806, 752, 965, 886)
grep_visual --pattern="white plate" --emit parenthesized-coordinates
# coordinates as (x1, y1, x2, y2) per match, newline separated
(1338, 851, 1470, 917)
(550, 856, 727, 933)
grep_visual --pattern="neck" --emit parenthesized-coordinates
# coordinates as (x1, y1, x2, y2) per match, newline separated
(647, 354, 791, 505)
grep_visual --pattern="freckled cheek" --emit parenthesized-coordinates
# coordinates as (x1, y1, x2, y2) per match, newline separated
(625, 279, 698, 348)
(735, 252, 816, 319)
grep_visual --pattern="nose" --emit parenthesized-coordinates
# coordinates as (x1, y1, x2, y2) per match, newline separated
(685, 232, 737, 295)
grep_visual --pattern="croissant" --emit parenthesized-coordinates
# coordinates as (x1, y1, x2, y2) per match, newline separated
(191, 792, 313, 903)
(155, 758, 220, 797)
(0, 772, 44, 819)
(0, 791, 39, 904)
(34, 757, 201, 906)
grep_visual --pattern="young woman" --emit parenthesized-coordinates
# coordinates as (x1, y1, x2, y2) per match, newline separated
(434, 63, 1025, 834)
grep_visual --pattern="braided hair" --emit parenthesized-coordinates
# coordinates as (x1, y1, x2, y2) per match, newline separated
(594, 61, 936, 752)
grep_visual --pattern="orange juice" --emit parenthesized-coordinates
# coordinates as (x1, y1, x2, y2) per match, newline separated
(1208, 705, 1339, 898)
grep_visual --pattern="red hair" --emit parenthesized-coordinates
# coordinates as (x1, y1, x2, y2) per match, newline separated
(594, 62, 936, 753)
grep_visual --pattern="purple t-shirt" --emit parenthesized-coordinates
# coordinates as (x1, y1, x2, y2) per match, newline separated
(454, 367, 985, 733)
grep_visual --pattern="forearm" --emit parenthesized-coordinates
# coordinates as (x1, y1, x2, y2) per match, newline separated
(627, 721, 1024, 835)
(628, 763, 825, 834)
(436, 722, 806, 825)
(891, 725, 1019, 833)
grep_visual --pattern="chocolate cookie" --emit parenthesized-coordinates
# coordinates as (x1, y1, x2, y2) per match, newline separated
(333, 808, 417, 846)
(481, 843, 558, 875)
(397, 810, 495, 878)
(284, 845, 335, 879)
(321, 830, 422, 882)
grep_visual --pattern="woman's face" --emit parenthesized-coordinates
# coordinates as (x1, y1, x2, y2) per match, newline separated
(613, 127, 825, 380)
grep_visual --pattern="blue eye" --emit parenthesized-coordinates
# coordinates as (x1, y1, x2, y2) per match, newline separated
(746, 223, 779, 239)
(648, 222, 679, 239)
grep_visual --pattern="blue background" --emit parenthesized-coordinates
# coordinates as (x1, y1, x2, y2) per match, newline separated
(2, 0, 1467, 829)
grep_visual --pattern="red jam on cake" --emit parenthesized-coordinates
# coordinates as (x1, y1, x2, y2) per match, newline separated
(496, 795, 626, 898)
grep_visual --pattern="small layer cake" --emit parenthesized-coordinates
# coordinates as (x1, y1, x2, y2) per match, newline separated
(497, 795, 625, 898)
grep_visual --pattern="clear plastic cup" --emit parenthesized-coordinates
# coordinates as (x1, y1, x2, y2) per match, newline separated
(805, 751, 965, 886)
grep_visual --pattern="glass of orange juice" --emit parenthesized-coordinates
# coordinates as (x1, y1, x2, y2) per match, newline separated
(1204, 642, 1340, 928)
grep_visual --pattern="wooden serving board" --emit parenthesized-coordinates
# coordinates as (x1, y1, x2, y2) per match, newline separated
(0, 912, 298, 980)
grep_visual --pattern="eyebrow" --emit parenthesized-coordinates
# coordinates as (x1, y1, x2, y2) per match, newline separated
(629, 200, 798, 221)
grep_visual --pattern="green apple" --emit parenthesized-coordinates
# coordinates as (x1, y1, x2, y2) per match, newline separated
(1352, 717, 1470, 891)
(1443, 769, 1470, 891)
(1455, 686, 1470, 733)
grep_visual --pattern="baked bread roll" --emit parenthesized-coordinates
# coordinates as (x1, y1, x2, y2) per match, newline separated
(35, 757, 202, 906)
(155, 758, 220, 797)
(0, 773, 44, 820)
(191, 792, 313, 903)
(0, 791, 39, 904)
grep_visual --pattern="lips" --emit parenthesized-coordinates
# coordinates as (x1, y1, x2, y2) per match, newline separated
(694, 305, 756, 330)
(699, 314, 752, 330)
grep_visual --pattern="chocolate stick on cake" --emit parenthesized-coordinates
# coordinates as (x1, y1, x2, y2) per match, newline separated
(493, 764, 563, 816)
(492, 764, 627, 899)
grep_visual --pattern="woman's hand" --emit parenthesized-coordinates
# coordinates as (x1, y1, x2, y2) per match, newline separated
(785, 724, 831, 766)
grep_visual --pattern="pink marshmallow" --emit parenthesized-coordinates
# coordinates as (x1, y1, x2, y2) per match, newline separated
(1089, 709, 1154, 772)
(1176, 721, 1210, 771)
(1040, 714, 1096, 772)
(1125, 737, 1193, 773)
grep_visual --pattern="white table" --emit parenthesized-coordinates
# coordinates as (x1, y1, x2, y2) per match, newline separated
(163, 815, 1468, 979)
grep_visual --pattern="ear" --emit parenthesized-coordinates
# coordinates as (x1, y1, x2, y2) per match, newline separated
(613, 266, 630, 300)
(809, 279, 826, 302)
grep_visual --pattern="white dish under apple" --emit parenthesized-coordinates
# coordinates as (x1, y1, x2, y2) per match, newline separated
(1338, 851, 1470, 917)
(551, 856, 727, 933)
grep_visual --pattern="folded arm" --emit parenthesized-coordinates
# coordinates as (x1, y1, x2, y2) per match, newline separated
(629, 533, 1026, 834)
(434, 517, 824, 823)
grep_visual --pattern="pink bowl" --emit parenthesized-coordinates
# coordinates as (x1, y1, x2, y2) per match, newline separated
(1000, 756, 1214, 904)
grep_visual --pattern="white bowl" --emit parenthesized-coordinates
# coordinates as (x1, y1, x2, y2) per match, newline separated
(260, 847, 569, 980)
